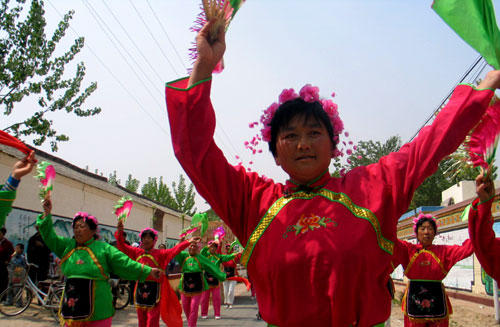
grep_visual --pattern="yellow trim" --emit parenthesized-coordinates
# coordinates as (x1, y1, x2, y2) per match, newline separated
(0, 198, 14, 202)
(60, 247, 108, 280)
(241, 196, 293, 267)
(404, 249, 447, 276)
(241, 189, 393, 267)
(136, 254, 161, 269)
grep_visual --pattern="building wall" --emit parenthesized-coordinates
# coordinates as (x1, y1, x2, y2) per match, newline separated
(1, 146, 188, 250)
(441, 181, 476, 205)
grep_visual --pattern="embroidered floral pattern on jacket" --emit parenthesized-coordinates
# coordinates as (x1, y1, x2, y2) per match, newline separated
(283, 214, 337, 238)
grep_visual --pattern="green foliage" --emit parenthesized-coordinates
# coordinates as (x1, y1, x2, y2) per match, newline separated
(344, 135, 402, 169)
(408, 164, 451, 210)
(343, 135, 480, 211)
(141, 176, 175, 207)
(0, 0, 100, 151)
(141, 174, 197, 216)
(108, 170, 120, 186)
(205, 208, 221, 221)
(125, 174, 139, 193)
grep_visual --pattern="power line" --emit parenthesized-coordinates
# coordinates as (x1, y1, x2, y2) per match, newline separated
(145, 0, 187, 71)
(82, 0, 165, 110)
(46, 0, 170, 136)
(131, 1, 241, 162)
(408, 55, 484, 142)
(128, 0, 179, 76)
(101, 0, 165, 85)
(48, 0, 240, 162)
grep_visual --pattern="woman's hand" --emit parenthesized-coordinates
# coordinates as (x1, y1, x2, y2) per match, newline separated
(477, 70, 500, 90)
(149, 268, 162, 279)
(42, 196, 52, 219)
(117, 220, 124, 234)
(188, 19, 226, 87)
(476, 172, 495, 202)
(11, 151, 36, 180)
(188, 236, 201, 244)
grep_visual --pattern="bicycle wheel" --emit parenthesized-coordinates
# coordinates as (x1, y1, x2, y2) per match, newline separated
(114, 284, 130, 310)
(48, 287, 63, 322)
(0, 285, 32, 316)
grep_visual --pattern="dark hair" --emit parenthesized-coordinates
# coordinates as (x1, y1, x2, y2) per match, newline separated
(268, 98, 336, 157)
(141, 230, 156, 240)
(415, 217, 437, 235)
(0, 227, 6, 235)
(73, 216, 99, 239)
(16, 243, 24, 250)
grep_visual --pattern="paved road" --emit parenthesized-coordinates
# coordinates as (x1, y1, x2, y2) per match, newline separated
(0, 283, 266, 327)
(0, 283, 497, 327)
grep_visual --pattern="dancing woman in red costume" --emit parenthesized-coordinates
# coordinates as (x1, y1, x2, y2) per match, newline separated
(165, 19, 500, 326)
(396, 215, 473, 326)
(115, 220, 199, 327)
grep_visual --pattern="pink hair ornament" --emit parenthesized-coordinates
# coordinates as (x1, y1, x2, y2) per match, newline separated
(139, 227, 159, 248)
(412, 213, 438, 234)
(73, 212, 100, 239)
(244, 84, 359, 176)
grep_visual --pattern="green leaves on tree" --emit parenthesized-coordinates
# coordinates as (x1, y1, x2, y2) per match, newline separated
(0, 0, 100, 151)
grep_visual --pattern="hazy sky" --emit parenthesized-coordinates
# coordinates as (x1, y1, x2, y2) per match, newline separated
(6, 0, 499, 212)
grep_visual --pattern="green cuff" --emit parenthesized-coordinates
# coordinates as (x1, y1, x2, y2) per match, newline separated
(165, 76, 212, 91)
(478, 194, 496, 206)
(458, 82, 495, 92)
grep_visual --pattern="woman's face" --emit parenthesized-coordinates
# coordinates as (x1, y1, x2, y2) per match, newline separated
(209, 244, 217, 254)
(73, 219, 95, 245)
(274, 115, 333, 184)
(417, 221, 435, 248)
(141, 234, 155, 250)
(188, 242, 199, 255)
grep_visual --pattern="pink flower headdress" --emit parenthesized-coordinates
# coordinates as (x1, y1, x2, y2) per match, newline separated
(73, 212, 100, 239)
(244, 84, 356, 174)
(140, 228, 159, 247)
(412, 213, 438, 234)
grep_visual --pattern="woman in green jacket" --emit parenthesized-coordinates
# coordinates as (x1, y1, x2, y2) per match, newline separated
(175, 241, 226, 327)
(39, 197, 161, 327)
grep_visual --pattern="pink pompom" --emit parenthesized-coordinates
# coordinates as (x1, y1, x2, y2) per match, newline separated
(299, 84, 320, 103)
(279, 88, 299, 104)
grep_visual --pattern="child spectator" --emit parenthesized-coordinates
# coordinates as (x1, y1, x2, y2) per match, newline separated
(5, 243, 27, 307)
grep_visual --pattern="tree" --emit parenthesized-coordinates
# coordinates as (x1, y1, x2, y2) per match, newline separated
(108, 170, 120, 186)
(140, 175, 197, 216)
(205, 208, 221, 221)
(1, 0, 100, 151)
(344, 135, 402, 169)
(171, 175, 197, 216)
(125, 174, 139, 193)
(343, 135, 477, 210)
(408, 164, 452, 210)
(141, 176, 175, 207)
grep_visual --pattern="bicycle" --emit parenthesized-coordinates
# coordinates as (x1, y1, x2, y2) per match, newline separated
(110, 278, 131, 310)
(0, 263, 64, 322)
